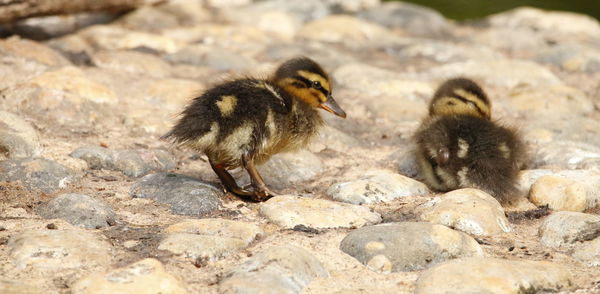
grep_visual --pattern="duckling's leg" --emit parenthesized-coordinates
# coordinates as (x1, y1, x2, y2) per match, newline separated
(209, 160, 256, 199)
(242, 153, 276, 202)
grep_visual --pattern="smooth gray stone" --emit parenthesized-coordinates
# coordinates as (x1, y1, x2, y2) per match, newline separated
(37, 193, 116, 229)
(0, 158, 77, 193)
(129, 172, 222, 216)
(340, 222, 482, 272)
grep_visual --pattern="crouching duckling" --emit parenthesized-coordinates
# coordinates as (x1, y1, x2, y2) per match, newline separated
(414, 78, 526, 204)
(162, 57, 346, 202)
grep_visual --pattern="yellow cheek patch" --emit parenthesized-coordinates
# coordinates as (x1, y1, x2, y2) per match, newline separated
(216, 95, 237, 117)
(309, 88, 327, 103)
(298, 70, 331, 93)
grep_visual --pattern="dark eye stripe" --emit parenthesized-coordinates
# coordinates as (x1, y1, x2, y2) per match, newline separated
(297, 76, 329, 95)
(448, 94, 486, 117)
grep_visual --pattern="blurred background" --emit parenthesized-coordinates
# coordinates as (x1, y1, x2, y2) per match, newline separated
(398, 0, 599, 21)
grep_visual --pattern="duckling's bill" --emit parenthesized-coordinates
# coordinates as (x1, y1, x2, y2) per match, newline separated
(319, 95, 346, 118)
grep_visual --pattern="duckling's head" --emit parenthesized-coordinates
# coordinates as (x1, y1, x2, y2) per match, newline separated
(273, 57, 346, 118)
(429, 78, 491, 119)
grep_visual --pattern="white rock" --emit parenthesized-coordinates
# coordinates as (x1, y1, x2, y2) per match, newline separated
(72, 258, 188, 294)
(539, 211, 600, 248)
(297, 15, 393, 45)
(159, 219, 262, 261)
(260, 195, 381, 229)
(529, 175, 588, 212)
(8, 230, 110, 271)
(487, 7, 600, 38)
(91, 50, 172, 78)
(419, 188, 511, 236)
(573, 238, 600, 266)
(506, 85, 594, 119)
(415, 257, 574, 294)
(0, 111, 41, 160)
(517, 169, 554, 195)
(327, 169, 429, 204)
(424, 59, 561, 88)
(219, 246, 327, 294)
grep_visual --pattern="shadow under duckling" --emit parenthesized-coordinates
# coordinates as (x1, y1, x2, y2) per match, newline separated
(162, 57, 346, 202)
(414, 78, 526, 205)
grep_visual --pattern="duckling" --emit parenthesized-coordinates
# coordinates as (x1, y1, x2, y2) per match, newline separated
(162, 57, 346, 202)
(414, 78, 526, 204)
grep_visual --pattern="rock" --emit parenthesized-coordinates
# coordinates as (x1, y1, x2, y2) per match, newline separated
(72, 258, 188, 294)
(206, 0, 251, 9)
(111, 149, 176, 177)
(129, 172, 222, 217)
(358, 1, 450, 37)
(340, 222, 483, 272)
(529, 175, 587, 212)
(37, 193, 117, 229)
(0, 279, 42, 294)
(539, 211, 600, 248)
(297, 15, 393, 46)
(145, 78, 204, 108)
(333, 63, 433, 98)
(219, 246, 328, 294)
(487, 7, 600, 38)
(219, 9, 300, 39)
(79, 25, 179, 53)
(533, 140, 600, 169)
(327, 169, 429, 204)
(415, 257, 574, 294)
(517, 169, 554, 195)
(395, 41, 502, 63)
(310, 125, 360, 153)
(117, 6, 181, 32)
(69, 146, 113, 169)
(166, 44, 254, 71)
(553, 170, 600, 208)
(536, 44, 600, 73)
(45, 34, 94, 65)
(322, 0, 380, 13)
(240, 150, 323, 190)
(70, 146, 176, 177)
(424, 59, 561, 88)
(418, 189, 511, 236)
(0, 158, 78, 193)
(29, 66, 117, 104)
(159, 219, 262, 261)
(470, 28, 547, 54)
(573, 237, 600, 266)
(0, 36, 71, 66)
(8, 229, 110, 271)
(387, 145, 420, 178)
(221, 0, 329, 24)
(0, 82, 115, 132)
(260, 195, 381, 229)
(0, 111, 41, 160)
(332, 63, 431, 122)
(91, 50, 172, 78)
(506, 85, 594, 118)
(7, 12, 118, 40)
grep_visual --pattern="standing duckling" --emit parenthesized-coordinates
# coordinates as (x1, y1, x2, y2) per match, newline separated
(162, 57, 346, 202)
(414, 78, 526, 204)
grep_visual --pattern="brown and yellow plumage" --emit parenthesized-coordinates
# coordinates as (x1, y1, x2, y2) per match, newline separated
(162, 57, 346, 201)
(414, 78, 526, 204)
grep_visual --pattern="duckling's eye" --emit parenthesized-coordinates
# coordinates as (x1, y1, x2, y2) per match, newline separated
(312, 81, 322, 89)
